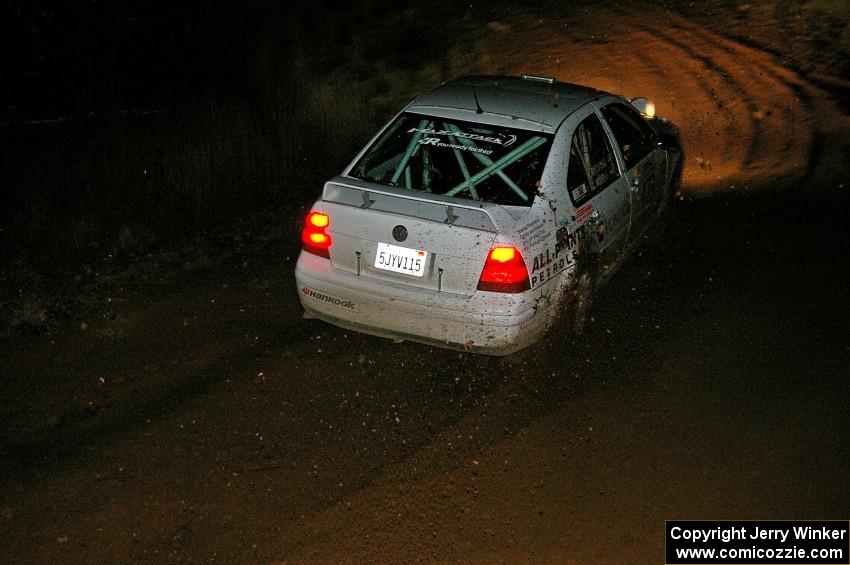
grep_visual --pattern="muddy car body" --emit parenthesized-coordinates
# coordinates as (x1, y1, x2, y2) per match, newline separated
(295, 75, 682, 355)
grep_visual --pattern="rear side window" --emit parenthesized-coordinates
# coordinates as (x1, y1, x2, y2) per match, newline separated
(567, 114, 620, 206)
(600, 103, 656, 169)
(351, 113, 552, 207)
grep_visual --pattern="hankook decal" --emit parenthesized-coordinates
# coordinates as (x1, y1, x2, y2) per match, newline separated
(301, 286, 357, 311)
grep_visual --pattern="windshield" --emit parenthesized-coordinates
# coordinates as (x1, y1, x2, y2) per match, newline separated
(351, 113, 552, 207)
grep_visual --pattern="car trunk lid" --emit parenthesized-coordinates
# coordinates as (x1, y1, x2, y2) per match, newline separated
(320, 178, 506, 296)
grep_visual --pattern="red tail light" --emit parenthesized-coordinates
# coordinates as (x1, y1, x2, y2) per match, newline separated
(477, 246, 530, 293)
(302, 212, 332, 258)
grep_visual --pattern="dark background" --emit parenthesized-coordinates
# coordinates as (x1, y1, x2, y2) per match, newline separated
(1, 1, 475, 256)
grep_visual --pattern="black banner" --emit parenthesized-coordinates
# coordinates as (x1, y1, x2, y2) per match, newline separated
(666, 520, 849, 564)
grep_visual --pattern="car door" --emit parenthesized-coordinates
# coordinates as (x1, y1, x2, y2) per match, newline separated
(598, 101, 666, 226)
(564, 109, 632, 270)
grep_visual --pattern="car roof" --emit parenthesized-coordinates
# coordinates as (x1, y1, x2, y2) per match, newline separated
(406, 75, 608, 133)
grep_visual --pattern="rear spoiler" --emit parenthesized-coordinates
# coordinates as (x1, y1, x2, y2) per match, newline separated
(322, 177, 514, 232)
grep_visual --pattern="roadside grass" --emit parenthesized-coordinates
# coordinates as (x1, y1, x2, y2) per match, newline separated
(0, 4, 490, 332)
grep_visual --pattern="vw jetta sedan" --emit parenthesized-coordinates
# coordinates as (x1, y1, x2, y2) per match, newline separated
(296, 75, 681, 355)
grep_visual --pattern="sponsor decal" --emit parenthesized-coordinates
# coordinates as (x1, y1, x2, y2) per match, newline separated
(571, 182, 588, 202)
(517, 218, 548, 247)
(575, 203, 594, 224)
(530, 256, 569, 288)
(418, 137, 493, 155)
(529, 226, 580, 289)
(532, 288, 555, 314)
(556, 226, 578, 255)
(301, 286, 357, 311)
(408, 126, 517, 147)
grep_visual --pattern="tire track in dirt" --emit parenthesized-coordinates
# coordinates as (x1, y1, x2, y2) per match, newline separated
(607, 29, 745, 168)
(648, 19, 819, 178)
(639, 25, 769, 167)
(0, 271, 307, 477)
(644, 13, 838, 192)
(661, 11, 831, 191)
(489, 8, 835, 195)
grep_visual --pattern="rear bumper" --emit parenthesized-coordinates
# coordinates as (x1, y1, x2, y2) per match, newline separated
(295, 252, 544, 355)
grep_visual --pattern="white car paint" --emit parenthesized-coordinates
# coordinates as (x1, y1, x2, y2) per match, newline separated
(295, 75, 682, 355)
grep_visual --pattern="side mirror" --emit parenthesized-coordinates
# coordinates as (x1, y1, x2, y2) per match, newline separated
(629, 96, 655, 118)
(657, 132, 680, 152)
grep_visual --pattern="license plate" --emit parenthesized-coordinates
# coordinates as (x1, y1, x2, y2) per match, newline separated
(374, 242, 427, 277)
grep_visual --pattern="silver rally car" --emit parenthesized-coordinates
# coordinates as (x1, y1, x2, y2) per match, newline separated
(296, 75, 682, 355)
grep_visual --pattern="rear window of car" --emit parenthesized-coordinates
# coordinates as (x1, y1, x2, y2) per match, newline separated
(350, 113, 552, 207)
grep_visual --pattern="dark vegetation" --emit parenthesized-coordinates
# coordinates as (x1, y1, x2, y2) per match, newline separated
(1, 1, 490, 257)
(1, 1, 495, 330)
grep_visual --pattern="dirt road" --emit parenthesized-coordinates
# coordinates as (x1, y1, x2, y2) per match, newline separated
(2, 5, 849, 563)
